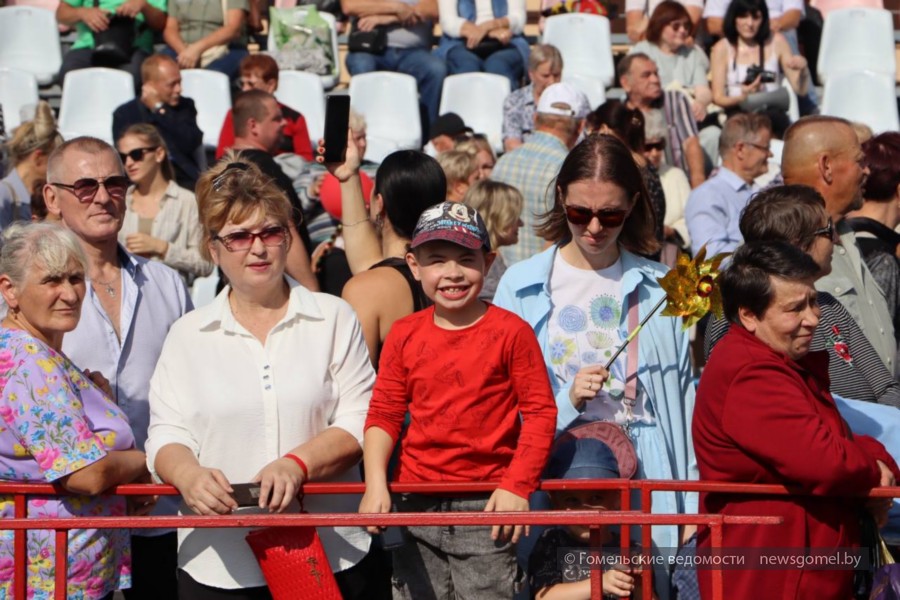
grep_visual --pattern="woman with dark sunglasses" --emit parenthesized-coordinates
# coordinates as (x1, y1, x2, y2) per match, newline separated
(493, 134, 697, 596)
(116, 124, 213, 285)
(146, 155, 382, 599)
(705, 184, 900, 407)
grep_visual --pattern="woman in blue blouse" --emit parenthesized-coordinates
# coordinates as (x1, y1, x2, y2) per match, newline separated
(493, 134, 697, 598)
(435, 0, 530, 87)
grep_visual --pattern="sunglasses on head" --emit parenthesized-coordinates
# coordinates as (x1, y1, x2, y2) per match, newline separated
(118, 146, 158, 163)
(51, 176, 131, 203)
(564, 205, 629, 227)
(212, 162, 251, 191)
(214, 226, 289, 252)
(813, 218, 835, 240)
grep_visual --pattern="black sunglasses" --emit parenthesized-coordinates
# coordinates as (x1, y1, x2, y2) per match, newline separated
(118, 146, 158, 163)
(214, 226, 289, 252)
(51, 176, 131, 203)
(645, 140, 666, 152)
(813, 218, 835, 240)
(564, 205, 629, 227)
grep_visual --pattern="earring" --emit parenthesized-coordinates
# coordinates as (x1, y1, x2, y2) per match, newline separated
(374, 212, 385, 231)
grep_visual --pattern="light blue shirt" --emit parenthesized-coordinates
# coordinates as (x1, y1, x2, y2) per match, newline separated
(493, 246, 698, 511)
(685, 167, 757, 257)
(63, 247, 192, 532)
(64, 247, 192, 451)
(0, 169, 31, 229)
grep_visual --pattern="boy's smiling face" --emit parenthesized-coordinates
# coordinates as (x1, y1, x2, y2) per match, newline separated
(407, 241, 494, 320)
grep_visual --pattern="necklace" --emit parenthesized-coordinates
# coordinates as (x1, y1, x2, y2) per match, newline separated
(92, 271, 118, 297)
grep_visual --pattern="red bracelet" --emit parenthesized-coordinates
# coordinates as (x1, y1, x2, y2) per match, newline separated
(283, 453, 309, 479)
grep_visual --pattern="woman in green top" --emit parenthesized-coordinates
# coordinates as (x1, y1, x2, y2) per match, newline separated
(56, 0, 166, 87)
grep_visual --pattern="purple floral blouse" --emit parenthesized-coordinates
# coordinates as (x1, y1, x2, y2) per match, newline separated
(0, 328, 135, 600)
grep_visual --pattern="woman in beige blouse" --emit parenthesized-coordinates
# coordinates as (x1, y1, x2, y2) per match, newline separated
(117, 123, 213, 284)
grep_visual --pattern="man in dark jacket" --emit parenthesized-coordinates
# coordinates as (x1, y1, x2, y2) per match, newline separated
(112, 54, 203, 190)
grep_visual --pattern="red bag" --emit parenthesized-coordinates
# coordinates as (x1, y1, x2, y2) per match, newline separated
(245, 525, 342, 600)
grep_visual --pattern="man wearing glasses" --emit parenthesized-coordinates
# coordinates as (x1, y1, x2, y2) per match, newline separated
(112, 54, 204, 191)
(43, 136, 192, 600)
(783, 116, 896, 374)
(685, 112, 773, 257)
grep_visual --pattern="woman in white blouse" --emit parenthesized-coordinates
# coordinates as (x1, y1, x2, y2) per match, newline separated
(146, 156, 379, 599)
(434, 0, 530, 88)
(117, 124, 213, 284)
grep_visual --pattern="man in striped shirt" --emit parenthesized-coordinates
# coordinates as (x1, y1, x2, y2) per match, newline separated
(620, 53, 707, 189)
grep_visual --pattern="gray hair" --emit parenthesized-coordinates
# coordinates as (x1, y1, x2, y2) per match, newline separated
(46, 136, 123, 184)
(644, 109, 668, 141)
(0, 222, 88, 288)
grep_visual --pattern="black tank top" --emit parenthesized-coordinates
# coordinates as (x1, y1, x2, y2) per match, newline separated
(369, 257, 432, 312)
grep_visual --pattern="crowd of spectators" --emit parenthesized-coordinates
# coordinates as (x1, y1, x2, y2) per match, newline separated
(1, 0, 900, 599)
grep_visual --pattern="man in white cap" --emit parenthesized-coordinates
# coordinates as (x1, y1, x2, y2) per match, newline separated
(492, 82, 589, 265)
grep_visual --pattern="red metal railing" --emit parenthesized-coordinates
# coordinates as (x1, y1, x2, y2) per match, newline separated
(5, 478, 848, 600)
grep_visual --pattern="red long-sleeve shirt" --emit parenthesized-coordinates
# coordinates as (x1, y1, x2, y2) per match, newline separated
(216, 103, 314, 161)
(694, 325, 900, 600)
(366, 305, 558, 499)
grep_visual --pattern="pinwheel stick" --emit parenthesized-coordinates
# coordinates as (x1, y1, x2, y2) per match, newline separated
(603, 295, 667, 370)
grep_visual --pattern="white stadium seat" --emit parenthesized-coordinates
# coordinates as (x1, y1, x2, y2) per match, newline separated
(349, 72, 421, 164)
(0, 68, 40, 132)
(180, 69, 232, 149)
(0, 6, 62, 86)
(275, 70, 326, 146)
(58, 68, 134, 143)
(542, 14, 615, 88)
(439, 73, 510, 154)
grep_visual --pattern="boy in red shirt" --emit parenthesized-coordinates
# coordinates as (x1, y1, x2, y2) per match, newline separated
(360, 202, 558, 599)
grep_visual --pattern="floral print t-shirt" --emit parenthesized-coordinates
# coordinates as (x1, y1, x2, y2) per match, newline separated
(0, 328, 135, 600)
(547, 254, 655, 427)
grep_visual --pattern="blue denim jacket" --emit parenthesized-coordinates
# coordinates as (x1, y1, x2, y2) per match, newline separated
(434, 0, 530, 67)
(493, 245, 699, 509)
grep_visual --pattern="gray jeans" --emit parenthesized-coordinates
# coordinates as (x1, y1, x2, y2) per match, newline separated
(391, 494, 520, 600)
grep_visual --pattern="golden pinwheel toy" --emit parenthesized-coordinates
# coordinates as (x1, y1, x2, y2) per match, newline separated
(658, 245, 729, 329)
(603, 245, 730, 369)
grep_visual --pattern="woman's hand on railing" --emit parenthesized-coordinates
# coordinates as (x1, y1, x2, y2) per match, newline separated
(175, 465, 238, 516)
(252, 457, 307, 513)
(359, 483, 392, 534)
(485, 488, 529, 544)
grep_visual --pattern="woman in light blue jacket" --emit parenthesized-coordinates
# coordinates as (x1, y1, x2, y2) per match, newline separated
(494, 135, 697, 594)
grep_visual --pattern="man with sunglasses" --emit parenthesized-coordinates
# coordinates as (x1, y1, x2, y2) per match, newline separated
(43, 136, 192, 600)
(685, 112, 773, 257)
(492, 82, 589, 265)
(783, 116, 896, 374)
(112, 54, 204, 191)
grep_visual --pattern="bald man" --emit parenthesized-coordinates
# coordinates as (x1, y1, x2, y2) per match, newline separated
(783, 116, 896, 373)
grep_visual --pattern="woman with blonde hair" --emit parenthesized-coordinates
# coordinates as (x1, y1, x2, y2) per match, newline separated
(455, 135, 496, 180)
(116, 123, 213, 284)
(464, 179, 523, 301)
(0, 101, 63, 228)
(146, 155, 380, 598)
(438, 149, 479, 202)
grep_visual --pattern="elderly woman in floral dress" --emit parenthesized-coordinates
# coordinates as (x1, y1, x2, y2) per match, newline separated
(0, 222, 151, 600)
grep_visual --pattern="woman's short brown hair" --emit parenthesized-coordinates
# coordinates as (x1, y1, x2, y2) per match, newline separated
(863, 132, 900, 202)
(195, 151, 293, 261)
(535, 134, 659, 257)
(739, 184, 827, 253)
(646, 1, 692, 44)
